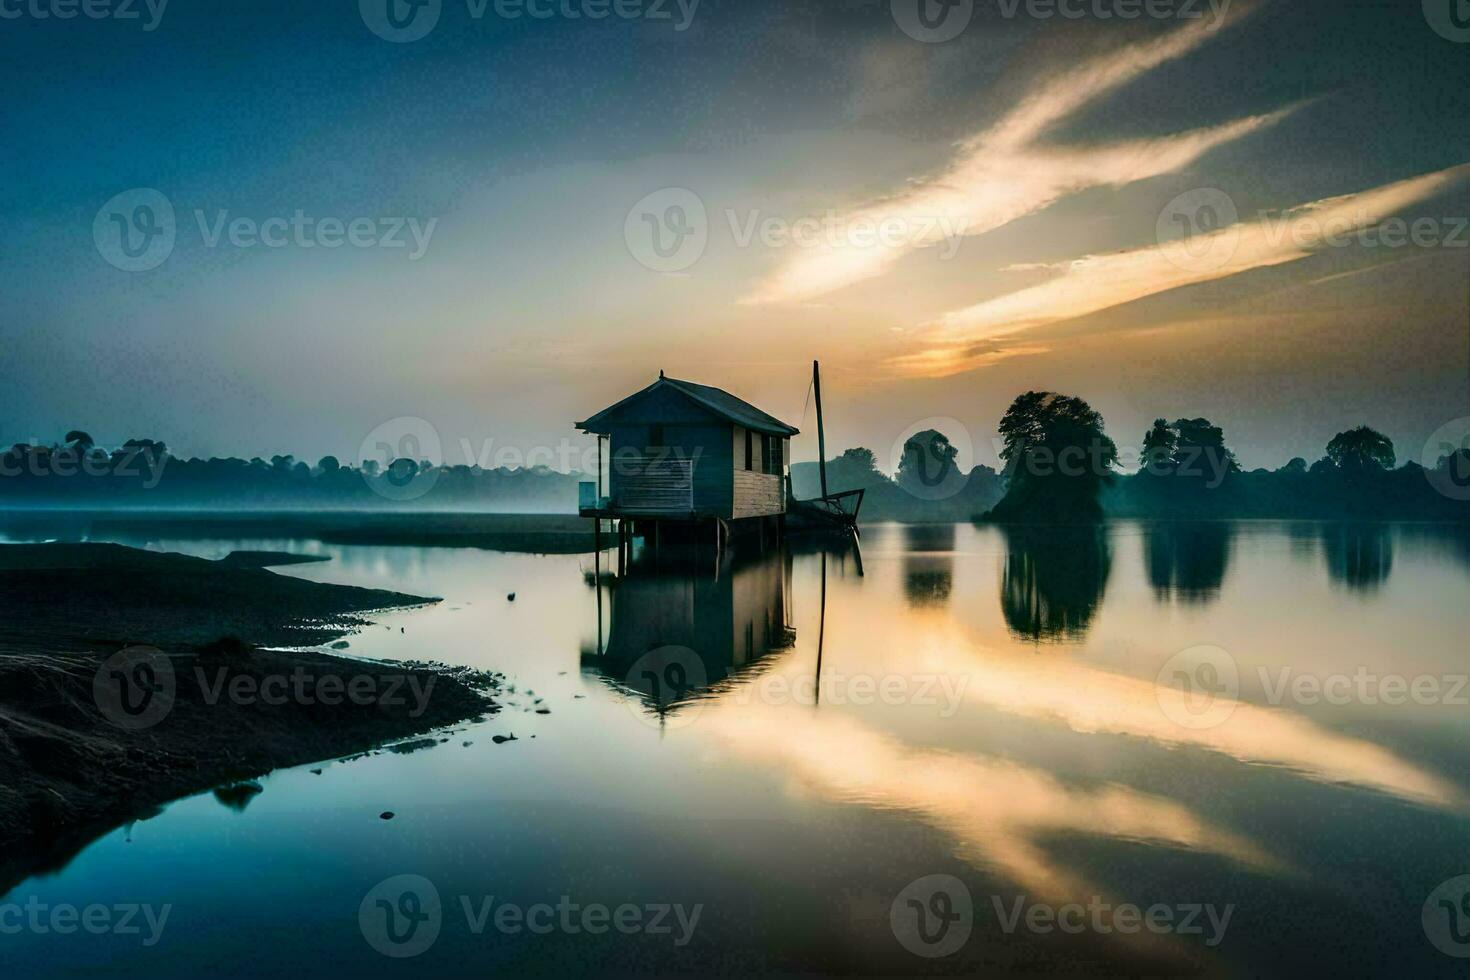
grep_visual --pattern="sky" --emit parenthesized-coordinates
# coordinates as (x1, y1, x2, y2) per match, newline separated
(2, 0, 1468, 473)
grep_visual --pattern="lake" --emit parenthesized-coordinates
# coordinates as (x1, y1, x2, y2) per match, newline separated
(5, 520, 1470, 977)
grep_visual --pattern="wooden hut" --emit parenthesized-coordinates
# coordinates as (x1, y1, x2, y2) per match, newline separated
(577, 373, 799, 552)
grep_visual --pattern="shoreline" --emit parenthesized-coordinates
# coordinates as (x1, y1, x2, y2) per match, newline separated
(0, 542, 499, 895)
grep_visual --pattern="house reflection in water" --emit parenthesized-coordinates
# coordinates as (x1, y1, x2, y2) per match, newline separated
(583, 546, 797, 722)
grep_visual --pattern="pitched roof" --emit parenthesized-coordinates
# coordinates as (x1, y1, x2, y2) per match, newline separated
(577, 375, 800, 437)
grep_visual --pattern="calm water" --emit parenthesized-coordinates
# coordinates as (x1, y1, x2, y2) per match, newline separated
(6, 520, 1470, 977)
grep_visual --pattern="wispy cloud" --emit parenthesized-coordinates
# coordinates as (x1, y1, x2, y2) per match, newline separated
(895, 163, 1470, 377)
(745, 12, 1289, 306)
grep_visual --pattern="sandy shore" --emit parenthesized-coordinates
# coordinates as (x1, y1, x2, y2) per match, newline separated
(0, 542, 498, 895)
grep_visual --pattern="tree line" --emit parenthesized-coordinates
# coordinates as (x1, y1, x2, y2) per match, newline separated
(0, 431, 579, 510)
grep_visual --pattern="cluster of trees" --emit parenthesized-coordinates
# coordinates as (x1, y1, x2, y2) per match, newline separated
(798, 393, 1469, 523)
(982, 391, 1470, 522)
(0, 431, 582, 511)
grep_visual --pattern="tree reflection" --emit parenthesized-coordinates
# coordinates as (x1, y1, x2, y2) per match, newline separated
(1321, 523, 1394, 593)
(999, 525, 1111, 642)
(1143, 521, 1234, 604)
(902, 524, 955, 608)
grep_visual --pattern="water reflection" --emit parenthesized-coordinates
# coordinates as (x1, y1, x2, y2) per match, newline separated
(998, 526, 1111, 642)
(901, 524, 954, 608)
(1322, 523, 1394, 593)
(584, 547, 796, 720)
(1143, 521, 1233, 604)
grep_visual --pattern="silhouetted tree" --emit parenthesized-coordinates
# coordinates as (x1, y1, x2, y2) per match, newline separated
(64, 430, 94, 454)
(988, 391, 1117, 522)
(1140, 418, 1175, 473)
(1325, 426, 1395, 471)
(898, 429, 964, 499)
(1278, 457, 1307, 475)
(317, 455, 341, 475)
(1168, 417, 1239, 481)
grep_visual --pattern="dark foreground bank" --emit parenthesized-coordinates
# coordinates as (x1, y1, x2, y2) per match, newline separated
(0, 543, 498, 895)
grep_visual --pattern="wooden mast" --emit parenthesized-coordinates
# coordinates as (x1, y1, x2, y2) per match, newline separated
(813, 359, 828, 499)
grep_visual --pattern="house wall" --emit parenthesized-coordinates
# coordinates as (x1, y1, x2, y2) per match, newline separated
(730, 426, 786, 519)
(608, 421, 732, 517)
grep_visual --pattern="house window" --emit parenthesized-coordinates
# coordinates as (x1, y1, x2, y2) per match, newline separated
(744, 430, 753, 470)
(766, 435, 783, 474)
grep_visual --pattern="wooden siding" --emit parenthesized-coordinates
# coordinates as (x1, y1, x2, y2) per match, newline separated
(730, 424, 785, 519)
(608, 421, 732, 517)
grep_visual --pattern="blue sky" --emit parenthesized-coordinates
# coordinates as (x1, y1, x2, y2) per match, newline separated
(2, 0, 1468, 471)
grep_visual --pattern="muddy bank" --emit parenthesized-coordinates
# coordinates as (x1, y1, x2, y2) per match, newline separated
(0, 543, 497, 895)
